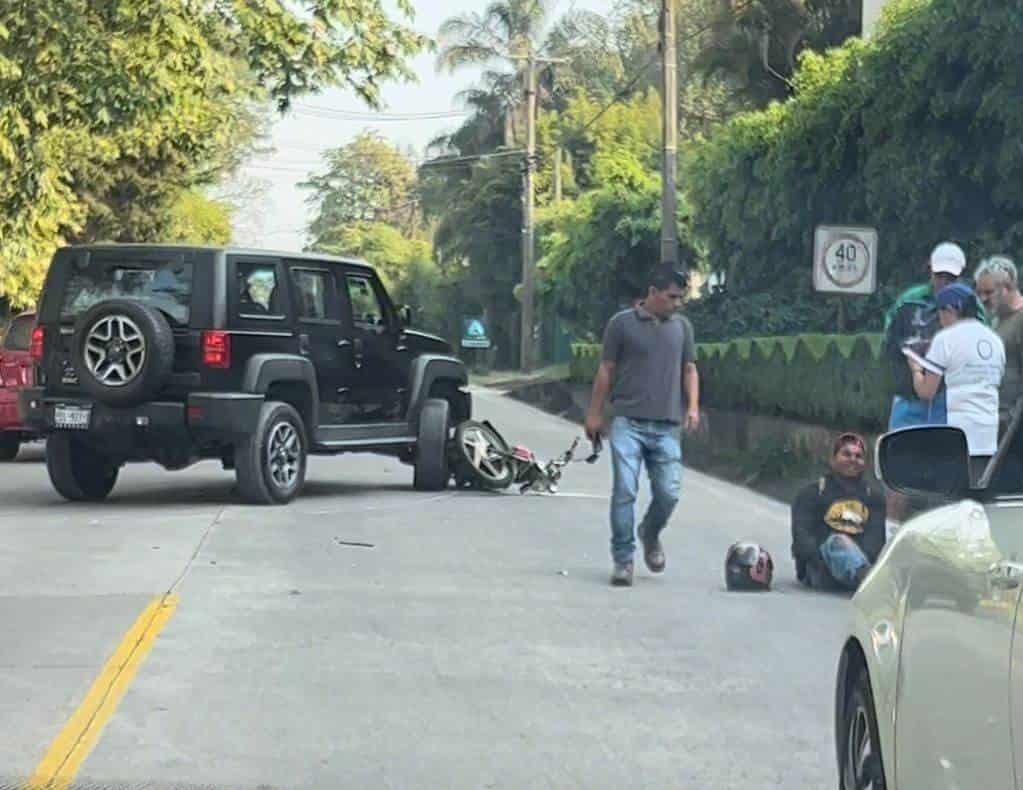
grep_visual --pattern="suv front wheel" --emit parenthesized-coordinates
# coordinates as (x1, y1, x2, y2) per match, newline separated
(46, 433, 119, 501)
(413, 398, 450, 491)
(235, 402, 308, 505)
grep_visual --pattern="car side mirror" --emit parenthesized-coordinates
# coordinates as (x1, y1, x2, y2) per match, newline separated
(399, 305, 413, 327)
(877, 426, 972, 499)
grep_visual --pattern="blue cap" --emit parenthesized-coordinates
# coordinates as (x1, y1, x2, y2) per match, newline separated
(936, 282, 974, 311)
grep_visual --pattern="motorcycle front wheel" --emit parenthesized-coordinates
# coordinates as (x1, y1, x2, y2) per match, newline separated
(453, 420, 516, 491)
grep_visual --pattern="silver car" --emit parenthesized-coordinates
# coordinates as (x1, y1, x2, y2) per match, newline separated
(835, 423, 1023, 789)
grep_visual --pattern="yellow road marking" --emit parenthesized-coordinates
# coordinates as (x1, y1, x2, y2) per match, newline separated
(26, 594, 178, 790)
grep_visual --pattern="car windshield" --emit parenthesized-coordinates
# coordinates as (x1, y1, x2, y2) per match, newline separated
(60, 258, 192, 326)
(2, 315, 34, 351)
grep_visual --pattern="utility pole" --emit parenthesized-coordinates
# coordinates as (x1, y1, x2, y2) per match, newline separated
(660, 0, 679, 268)
(554, 146, 563, 203)
(520, 56, 538, 372)
(510, 53, 566, 373)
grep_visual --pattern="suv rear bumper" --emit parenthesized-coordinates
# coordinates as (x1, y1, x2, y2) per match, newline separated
(18, 388, 263, 446)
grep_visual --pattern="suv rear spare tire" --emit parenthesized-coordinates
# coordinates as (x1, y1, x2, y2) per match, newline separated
(74, 299, 175, 408)
(414, 398, 450, 491)
(234, 401, 308, 505)
(46, 433, 119, 501)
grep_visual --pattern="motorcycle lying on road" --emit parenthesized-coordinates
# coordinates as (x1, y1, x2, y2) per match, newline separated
(451, 420, 602, 494)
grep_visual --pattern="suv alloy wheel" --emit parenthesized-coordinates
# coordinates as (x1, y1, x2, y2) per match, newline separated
(73, 299, 176, 407)
(234, 402, 308, 505)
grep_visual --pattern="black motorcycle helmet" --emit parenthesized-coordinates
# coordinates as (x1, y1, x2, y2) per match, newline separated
(725, 542, 774, 591)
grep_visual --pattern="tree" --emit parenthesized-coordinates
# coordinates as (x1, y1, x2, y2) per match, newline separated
(537, 92, 700, 337)
(683, 0, 1023, 339)
(165, 191, 234, 246)
(301, 131, 419, 248)
(0, 0, 428, 309)
(692, 0, 863, 108)
(424, 157, 524, 367)
(437, 0, 557, 144)
(314, 222, 429, 288)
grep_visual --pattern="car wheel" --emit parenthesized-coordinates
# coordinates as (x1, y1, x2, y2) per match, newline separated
(46, 433, 119, 501)
(73, 299, 175, 408)
(235, 402, 307, 505)
(452, 420, 514, 491)
(840, 665, 887, 790)
(0, 434, 19, 462)
(413, 398, 450, 491)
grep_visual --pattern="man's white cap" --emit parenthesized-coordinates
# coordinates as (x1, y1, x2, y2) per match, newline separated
(930, 242, 966, 276)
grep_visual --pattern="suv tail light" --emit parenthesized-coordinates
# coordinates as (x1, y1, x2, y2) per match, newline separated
(29, 326, 44, 361)
(202, 331, 231, 369)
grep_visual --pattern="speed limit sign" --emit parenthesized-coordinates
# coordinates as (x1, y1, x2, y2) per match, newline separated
(813, 225, 878, 295)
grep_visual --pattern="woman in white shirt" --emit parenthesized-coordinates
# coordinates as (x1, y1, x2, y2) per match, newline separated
(909, 282, 1005, 482)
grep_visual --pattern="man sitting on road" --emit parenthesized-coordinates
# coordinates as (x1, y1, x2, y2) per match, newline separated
(791, 433, 887, 591)
(585, 265, 700, 587)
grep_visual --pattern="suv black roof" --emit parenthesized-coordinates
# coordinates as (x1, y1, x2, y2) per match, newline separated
(58, 243, 373, 271)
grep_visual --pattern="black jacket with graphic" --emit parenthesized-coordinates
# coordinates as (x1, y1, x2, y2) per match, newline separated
(790, 474, 887, 565)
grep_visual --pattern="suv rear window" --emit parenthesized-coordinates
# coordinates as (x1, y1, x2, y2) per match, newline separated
(3, 315, 34, 351)
(60, 258, 193, 326)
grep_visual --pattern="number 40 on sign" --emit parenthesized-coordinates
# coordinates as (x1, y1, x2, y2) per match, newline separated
(813, 225, 878, 295)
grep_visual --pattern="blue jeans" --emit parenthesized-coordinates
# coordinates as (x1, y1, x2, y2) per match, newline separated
(819, 534, 870, 589)
(610, 417, 683, 564)
(889, 392, 947, 430)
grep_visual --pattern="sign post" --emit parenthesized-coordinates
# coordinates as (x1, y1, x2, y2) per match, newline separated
(461, 316, 492, 370)
(813, 225, 878, 332)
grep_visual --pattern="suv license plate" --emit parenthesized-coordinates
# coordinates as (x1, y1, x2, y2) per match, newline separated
(54, 405, 91, 430)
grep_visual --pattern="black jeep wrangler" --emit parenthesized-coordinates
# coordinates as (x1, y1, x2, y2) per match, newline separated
(20, 245, 471, 504)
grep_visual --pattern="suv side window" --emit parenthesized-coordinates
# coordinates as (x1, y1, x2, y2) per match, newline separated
(344, 274, 389, 330)
(291, 267, 338, 323)
(235, 261, 285, 320)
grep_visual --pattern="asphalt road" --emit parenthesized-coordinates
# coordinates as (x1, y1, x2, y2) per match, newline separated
(0, 387, 849, 789)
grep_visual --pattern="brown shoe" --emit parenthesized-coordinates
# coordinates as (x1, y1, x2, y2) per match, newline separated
(640, 528, 666, 573)
(611, 562, 634, 587)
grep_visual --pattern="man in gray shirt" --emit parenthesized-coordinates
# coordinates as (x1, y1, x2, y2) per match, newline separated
(585, 266, 700, 586)
(975, 255, 1023, 432)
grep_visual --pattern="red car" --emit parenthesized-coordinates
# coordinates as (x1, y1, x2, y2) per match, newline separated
(0, 311, 39, 460)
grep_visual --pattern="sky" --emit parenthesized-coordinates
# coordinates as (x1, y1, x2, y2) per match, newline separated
(229, 0, 614, 253)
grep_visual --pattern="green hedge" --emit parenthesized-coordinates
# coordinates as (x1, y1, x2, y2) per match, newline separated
(571, 332, 891, 430)
(569, 342, 602, 383)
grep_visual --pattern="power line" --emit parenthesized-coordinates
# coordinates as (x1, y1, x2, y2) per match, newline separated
(292, 103, 470, 121)
(577, 51, 660, 134)
(574, 0, 758, 135)
(417, 149, 526, 169)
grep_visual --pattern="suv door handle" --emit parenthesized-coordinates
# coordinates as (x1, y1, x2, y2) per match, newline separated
(338, 337, 364, 368)
(298, 334, 311, 355)
(396, 333, 409, 352)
